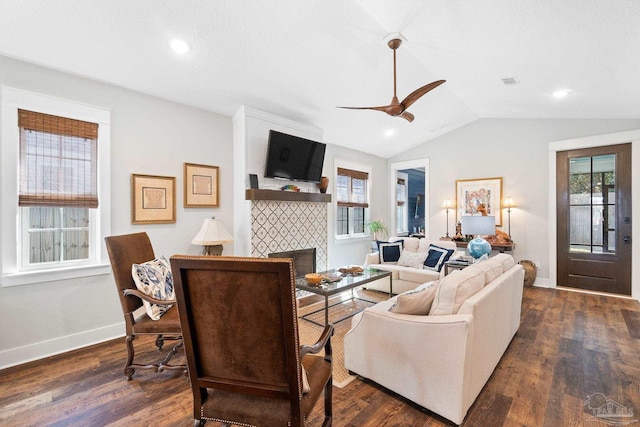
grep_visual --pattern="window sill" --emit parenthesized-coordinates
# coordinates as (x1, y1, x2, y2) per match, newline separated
(334, 235, 371, 245)
(2, 263, 112, 287)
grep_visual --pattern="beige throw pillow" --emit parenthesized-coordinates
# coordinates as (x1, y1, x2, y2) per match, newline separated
(429, 269, 485, 315)
(389, 284, 438, 315)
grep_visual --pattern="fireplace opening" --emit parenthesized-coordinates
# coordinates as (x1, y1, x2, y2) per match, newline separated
(268, 248, 316, 278)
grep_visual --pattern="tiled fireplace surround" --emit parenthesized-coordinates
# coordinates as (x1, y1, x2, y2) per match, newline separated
(250, 200, 328, 273)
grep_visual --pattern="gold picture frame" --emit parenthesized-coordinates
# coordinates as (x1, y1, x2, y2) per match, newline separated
(455, 177, 503, 226)
(184, 163, 219, 207)
(131, 174, 176, 224)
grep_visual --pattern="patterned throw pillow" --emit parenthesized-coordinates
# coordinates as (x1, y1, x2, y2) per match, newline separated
(423, 244, 455, 272)
(377, 240, 404, 263)
(131, 256, 175, 321)
(397, 251, 429, 269)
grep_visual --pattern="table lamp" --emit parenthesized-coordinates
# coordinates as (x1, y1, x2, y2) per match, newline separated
(191, 217, 233, 256)
(461, 215, 495, 261)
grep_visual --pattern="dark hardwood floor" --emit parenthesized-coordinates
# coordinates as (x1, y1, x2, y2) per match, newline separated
(1, 287, 640, 426)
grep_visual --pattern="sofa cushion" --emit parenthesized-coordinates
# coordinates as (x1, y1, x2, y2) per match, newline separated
(377, 241, 404, 263)
(423, 244, 455, 272)
(397, 250, 428, 269)
(492, 253, 515, 271)
(400, 237, 421, 252)
(429, 268, 485, 315)
(131, 255, 175, 321)
(389, 284, 438, 315)
(466, 259, 503, 285)
(398, 267, 440, 284)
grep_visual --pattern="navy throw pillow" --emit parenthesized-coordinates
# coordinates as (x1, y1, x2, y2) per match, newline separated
(423, 244, 455, 272)
(377, 240, 403, 263)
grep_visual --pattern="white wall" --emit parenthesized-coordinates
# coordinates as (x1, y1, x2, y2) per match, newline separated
(0, 55, 233, 368)
(390, 118, 640, 287)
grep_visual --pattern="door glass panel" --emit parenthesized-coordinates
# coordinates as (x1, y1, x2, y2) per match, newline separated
(568, 155, 616, 254)
(570, 206, 591, 246)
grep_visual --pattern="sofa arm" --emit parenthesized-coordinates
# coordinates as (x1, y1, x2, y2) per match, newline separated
(364, 252, 380, 266)
(344, 309, 473, 424)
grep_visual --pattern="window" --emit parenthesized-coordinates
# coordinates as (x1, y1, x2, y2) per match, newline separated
(19, 109, 98, 268)
(1, 87, 111, 286)
(336, 166, 369, 238)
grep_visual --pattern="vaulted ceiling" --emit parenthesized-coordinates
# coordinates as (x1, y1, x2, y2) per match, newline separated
(1, 0, 638, 158)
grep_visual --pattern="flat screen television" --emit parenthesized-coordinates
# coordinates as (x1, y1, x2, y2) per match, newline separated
(264, 130, 326, 183)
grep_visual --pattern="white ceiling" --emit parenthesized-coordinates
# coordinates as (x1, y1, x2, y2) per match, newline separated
(1, 0, 639, 158)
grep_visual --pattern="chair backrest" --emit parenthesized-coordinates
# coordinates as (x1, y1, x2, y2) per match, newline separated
(170, 255, 304, 416)
(105, 232, 156, 315)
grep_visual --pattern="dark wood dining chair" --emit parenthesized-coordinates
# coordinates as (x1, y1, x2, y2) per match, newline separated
(105, 232, 185, 380)
(170, 255, 333, 427)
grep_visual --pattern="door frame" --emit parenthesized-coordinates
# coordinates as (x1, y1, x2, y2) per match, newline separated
(389, 158, 429, 239)
(549, 129, 640, 299)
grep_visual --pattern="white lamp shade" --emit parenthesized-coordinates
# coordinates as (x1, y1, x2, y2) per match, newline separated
(191, 218, 233, 245)
(461, 215, 495, 235)
(442, 199, 454, 209)
(503, 197, 517, 208)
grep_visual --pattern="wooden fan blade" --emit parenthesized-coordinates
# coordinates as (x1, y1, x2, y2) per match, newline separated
(337, 105, 395, 113)
(400, 80, 446, 109)
(400, 111, 415, 122)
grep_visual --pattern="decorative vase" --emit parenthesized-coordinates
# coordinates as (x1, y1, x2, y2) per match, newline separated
(318, 176, 329, 193)
(519, 260, 537, 286)
(467, 237, 492, 259)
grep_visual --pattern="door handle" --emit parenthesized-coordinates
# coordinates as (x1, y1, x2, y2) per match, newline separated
(623, 236, 631, 244)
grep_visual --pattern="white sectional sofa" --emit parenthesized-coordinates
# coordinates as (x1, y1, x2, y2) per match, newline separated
(344, 254, 524, 425)
(364, 237, 461, 294)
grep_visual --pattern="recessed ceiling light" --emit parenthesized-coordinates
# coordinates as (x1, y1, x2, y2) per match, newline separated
(169, 39, 190, 54)
(552, 89, 570, 99)
(385, 129, 395, 137)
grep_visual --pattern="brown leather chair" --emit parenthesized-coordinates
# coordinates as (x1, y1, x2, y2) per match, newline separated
(105, 232, 185, 380)
(170, 255, 333, 427)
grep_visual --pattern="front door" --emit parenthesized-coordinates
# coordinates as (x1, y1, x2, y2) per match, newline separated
(556, 143, 632, 295)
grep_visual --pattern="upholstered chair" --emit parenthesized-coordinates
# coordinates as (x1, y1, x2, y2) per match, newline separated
(170, 255, 333, 427)
(105, 232, 185, 380)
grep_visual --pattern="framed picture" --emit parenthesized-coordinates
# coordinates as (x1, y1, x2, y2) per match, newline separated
(455, 177, 503, 226)
(184, 163, 219, 207)
(131, 174, 176, 224)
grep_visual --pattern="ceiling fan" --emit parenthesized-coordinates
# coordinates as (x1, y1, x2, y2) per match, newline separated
(339, 37, 445, 123)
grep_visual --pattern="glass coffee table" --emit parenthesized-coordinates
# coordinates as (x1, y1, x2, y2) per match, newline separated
(295, 268, 392, 326)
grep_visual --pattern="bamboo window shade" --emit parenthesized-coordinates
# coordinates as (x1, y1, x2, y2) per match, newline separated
(18, 109, 99, 208)
(337, 167, 369, 208)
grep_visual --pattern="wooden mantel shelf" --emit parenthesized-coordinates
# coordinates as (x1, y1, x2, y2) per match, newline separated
(245, 189, 332, 203)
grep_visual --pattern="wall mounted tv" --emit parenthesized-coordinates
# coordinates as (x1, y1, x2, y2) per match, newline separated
(264, 130, 326, 183)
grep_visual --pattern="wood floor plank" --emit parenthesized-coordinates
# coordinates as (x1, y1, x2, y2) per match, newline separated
(1, 287, 640, 426)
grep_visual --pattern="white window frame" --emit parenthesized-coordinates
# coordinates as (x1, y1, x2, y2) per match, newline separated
(334, 159, 371, 240)
(1, 87, 111, 286)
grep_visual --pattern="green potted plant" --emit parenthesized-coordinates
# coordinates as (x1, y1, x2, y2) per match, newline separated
(368, 219, 388, 241)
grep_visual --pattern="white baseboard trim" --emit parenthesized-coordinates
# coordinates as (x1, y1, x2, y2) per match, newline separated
(532, 278, 552, 288)
(0, 322, 125, 370)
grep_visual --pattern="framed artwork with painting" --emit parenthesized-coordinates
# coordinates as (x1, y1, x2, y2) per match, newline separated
(455, 177, 503, 226)
(184, 163, 219, 207)
(131, 174, 176, 224)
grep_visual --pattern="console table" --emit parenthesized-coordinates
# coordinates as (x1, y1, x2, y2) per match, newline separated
(454, 241, 515, 253)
